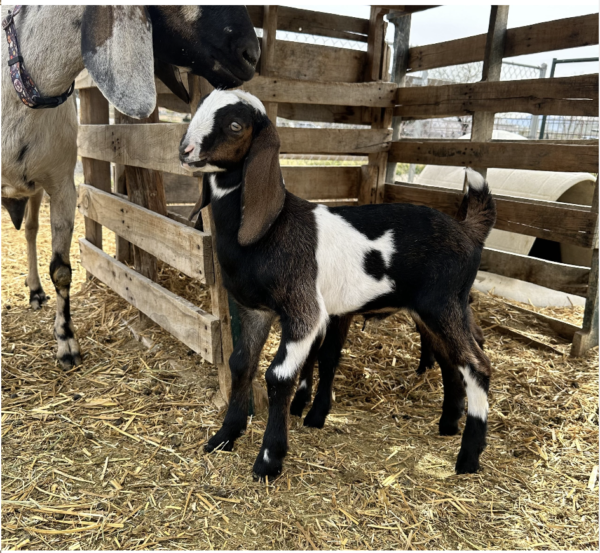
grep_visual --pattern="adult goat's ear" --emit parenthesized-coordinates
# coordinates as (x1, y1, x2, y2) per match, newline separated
(154, 60, 190, 104)
(190, 175, 211, 231)
(82, 6, 156, 118)
(238, 121, 285, 246)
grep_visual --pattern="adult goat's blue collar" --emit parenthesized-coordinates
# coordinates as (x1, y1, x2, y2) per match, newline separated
(3, 6, 75, 109)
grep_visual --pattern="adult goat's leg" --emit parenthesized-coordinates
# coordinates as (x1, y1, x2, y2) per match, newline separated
(49, 181, 81, 369)
(253, 308, 327, 480)
(205, 306, 275, 453)
(303, 314, 352, 429)
(24, 188, 48, 310)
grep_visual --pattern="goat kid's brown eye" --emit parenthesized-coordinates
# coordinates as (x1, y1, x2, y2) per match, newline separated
(230, 122, 242, 132)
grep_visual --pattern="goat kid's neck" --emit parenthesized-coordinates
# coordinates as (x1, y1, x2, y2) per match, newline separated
(3, 6, 86, 98)
(205, 169, 245, 236)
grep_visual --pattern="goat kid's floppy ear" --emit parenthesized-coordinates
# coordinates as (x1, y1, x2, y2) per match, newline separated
(154, 60, 190, 104)
(82, 6, 156, 119)
(238, 122, 286, 246)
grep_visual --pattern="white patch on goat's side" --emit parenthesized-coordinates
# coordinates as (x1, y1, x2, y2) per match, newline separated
(314, 205, 396, 315)
(459, 365, 488, 421)
(465, 168, 485, 192)
(298, 379, 307, 390)
(181, 5, 202, 23)
(273, 294, 328, 381)
(263, 449, 270, 463)
(209, 174, 240, 200)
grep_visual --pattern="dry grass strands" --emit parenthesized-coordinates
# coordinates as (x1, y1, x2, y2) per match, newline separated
(2, 205, 598, 550)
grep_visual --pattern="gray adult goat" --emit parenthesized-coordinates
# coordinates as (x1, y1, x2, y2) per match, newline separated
(1, 5, 259, 369)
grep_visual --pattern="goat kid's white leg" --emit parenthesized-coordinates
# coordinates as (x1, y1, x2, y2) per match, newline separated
(455, 364, 489, 473)
(49, 183, 81, 369)
(24, 189, 48, 310)
(253, 314, 327, 481)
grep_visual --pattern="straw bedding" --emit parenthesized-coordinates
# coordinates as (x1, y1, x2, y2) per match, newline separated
(2, 204, 598, 550)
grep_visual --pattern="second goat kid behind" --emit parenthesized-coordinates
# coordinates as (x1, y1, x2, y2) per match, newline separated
(180, 90, 496, 481)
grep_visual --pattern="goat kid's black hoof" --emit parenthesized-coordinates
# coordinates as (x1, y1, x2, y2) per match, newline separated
(204, 436, 234, 454)
(455, 451, 480, 474)
(303, 409, 327, 429)
(252, 453, 283, 482)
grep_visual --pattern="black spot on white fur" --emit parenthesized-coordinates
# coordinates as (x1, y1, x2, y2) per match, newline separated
(363, 249, 386, 281)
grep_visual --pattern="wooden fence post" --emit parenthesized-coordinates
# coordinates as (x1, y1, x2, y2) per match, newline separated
(359, 6, 392, 205)
(117, 107, 168, 326)
(79, 88, 111, 279)
(261, 6, 279, 124)
(469, 5, 509, 183)
(385, 11, 411, 183)
(572, 180, 599, 356)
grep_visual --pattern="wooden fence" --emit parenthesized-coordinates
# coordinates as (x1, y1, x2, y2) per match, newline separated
(75, 6, 599, 404)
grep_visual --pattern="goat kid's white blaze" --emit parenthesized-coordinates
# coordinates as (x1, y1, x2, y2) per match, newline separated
(459, 366, 488, 421)
(314, 205, 396, 315)
(184, 90, 267, 171)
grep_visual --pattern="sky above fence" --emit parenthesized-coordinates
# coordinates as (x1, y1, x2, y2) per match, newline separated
(286, 3, 598, 76)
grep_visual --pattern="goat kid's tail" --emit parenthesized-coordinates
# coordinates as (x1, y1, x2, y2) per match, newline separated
(458, 168, 496, 247)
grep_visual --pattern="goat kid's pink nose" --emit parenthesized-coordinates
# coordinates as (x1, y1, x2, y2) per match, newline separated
(184, 144, 194, 154)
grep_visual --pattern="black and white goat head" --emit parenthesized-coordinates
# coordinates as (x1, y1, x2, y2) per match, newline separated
(83, 5, 260, 117)
(1, 5, 258, 370)
(180, 91, 497, 481)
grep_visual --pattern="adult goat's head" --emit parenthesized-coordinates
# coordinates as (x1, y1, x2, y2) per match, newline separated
(81, 6, 259, 119)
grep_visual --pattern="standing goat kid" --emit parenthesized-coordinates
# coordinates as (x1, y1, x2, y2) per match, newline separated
(180, 90, 496, 480)
(1, 5, 259, 368)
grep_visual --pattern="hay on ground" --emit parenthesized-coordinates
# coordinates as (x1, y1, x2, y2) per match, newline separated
(2, 204, 598, 550)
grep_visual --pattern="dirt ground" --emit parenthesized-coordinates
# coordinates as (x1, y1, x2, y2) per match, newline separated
(2, 203, 598, 550)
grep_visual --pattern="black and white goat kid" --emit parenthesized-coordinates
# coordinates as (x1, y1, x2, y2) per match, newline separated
(180, 90, 497, 480)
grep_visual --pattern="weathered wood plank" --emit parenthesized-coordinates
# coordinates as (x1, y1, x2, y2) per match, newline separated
(480, 247, 590, 296)
(373, 5, 440, 14)
(497, 302, 581, 340)
(384, 181, 598, 248)
(273, 40, 367, 83)
(246, 5, 369, 41)
(572, 179, 599, 356)
(470, 5, 509, 181)
(388, 140, 598, 173)
(79, 239, 221, 364)
(282, 166, 361, 200)
(243, 76, 396, 107)
(79, 87, 111, 265)
(78, 124, 391, 172)
(408, 14, 598, 72)
(395, 74, 599, 118)
(276, 103, 370, 124)
(77, 184, 213, 284)
(164, 173, 199, 204)
(229, 126, 388, 159)
(164, 166, 360, 204)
